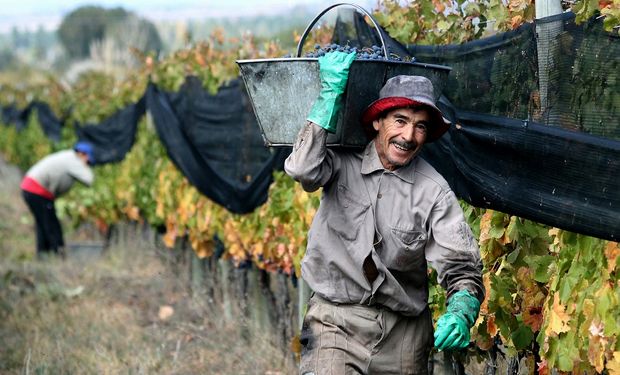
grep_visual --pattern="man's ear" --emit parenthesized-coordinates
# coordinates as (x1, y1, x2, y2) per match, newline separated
(372, 119, 381, 132)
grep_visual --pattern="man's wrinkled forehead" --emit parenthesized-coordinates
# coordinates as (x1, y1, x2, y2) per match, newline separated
(382, 106, 431, 120)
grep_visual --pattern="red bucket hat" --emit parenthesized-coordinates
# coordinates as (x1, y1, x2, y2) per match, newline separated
(361, 75, 450, 142)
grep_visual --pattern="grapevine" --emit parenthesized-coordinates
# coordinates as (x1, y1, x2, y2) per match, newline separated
(1, 1, 619, 372)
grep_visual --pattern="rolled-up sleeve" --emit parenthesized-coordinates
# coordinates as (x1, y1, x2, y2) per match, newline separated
(425, 190, 485, 303)
(284, 122, 340, 192)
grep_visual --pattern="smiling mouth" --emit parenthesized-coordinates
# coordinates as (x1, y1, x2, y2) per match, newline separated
(391, 141, 414, 152)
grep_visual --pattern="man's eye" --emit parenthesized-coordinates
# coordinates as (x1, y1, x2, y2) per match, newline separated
(416, 124, 428, 132)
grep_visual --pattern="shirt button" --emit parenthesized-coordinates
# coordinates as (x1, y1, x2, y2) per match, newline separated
(377, 193, 382, 199)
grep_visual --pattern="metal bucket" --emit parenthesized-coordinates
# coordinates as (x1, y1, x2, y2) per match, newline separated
(236, 3, 451, 147)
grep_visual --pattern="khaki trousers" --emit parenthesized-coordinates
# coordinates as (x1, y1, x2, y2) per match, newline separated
(299, 294, 433, 375)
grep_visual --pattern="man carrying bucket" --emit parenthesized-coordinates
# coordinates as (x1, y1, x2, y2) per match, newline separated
(285, 51, 484, 374)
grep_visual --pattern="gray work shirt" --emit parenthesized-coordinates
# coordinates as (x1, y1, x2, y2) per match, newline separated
(285, 123, 484, 317)
(26, 150, 94, 198)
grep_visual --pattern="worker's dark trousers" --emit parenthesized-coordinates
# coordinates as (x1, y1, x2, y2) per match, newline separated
(21, 190, 64, 254)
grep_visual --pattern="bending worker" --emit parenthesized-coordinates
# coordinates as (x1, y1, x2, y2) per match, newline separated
(285, 51, 484, 374)
(20, 142, 95, 258)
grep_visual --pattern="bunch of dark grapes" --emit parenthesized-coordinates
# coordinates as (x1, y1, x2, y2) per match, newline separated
(298, 43, 415, 63)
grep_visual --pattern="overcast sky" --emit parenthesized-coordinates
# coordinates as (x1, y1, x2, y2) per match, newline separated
(0, 0, 375, 32)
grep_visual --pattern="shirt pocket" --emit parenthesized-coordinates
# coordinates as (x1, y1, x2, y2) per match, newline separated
(326, 184, 370, 242)
(388, 227, 427, 271)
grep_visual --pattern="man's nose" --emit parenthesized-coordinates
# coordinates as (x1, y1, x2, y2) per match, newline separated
(401, 124, 416, 141)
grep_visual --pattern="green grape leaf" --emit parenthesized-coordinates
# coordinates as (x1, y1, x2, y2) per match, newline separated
(556, 331, 580, 371)
(506, 248, 520, 263)
(558, 273, 579, 303)
(495, 308, 518, 342)
(511, 324, 534, 350)
(524, 254, 555, 283)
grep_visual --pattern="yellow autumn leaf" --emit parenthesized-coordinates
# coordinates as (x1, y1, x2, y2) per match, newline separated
(238, 230, 253, 248)
(303, 209, 315, 226)
(479, 273, 492, 315)
(163, 217, 177, 248)
(194, 50, 206, 67)
(252, 242, 265, 258)
(431, 0, 446, 13)
(193, 240, 211, 259)
(156, 199, 164, 218)
(605, 241, 619, 273)
(548, 228, 562, 252)
(209, 62, 224, 80)
(608, 352, 620, 375)
(508, 0, 529, 12)
(295, 191, 308, 205)
(162, 231, 176, 248)
(125, 205, 140, 221)
(487, 315, 498, 337)
(197, 212, 211, 232)
(176, 188, 197, 224)
(588, 320, 606, 372)
(479, 210, 493, 243)
(545, 293, 571, 336)
(224, 222, 237, 243)
(580, 298, 596, 338)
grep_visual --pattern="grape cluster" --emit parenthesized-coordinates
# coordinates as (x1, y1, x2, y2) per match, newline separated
(298, 43, 415, 62)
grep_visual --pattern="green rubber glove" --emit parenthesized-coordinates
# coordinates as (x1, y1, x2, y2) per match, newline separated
(434, 290, 480, 351)
(307, 51, 356, 133)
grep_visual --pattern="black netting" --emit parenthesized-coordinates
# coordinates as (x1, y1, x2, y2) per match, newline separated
(422, 110, 620, 241)
(26, 101, 64, 142)
(75, 96, 146, 164)
(408, 12, 620, 140)
(542, 13, 620, 139)
(171, 77, 280, 184)
(1, 104, 27, 128)
(331, 9, 620, 240)
(146, 78, 289, 214)
(1, 101, 64, 139)
(408, 23, 538, 120)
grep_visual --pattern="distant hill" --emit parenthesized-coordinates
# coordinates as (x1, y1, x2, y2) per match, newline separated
(155, 4, 322, 51)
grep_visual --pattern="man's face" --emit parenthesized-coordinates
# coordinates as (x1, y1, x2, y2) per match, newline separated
(77, 152, 90, 165)
(372, 107, 430, 171)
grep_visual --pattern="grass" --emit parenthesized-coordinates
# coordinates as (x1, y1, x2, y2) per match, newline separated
(0, 157, 295, 374)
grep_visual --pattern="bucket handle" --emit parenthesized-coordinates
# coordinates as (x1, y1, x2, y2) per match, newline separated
(295, 3, 388, 58)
